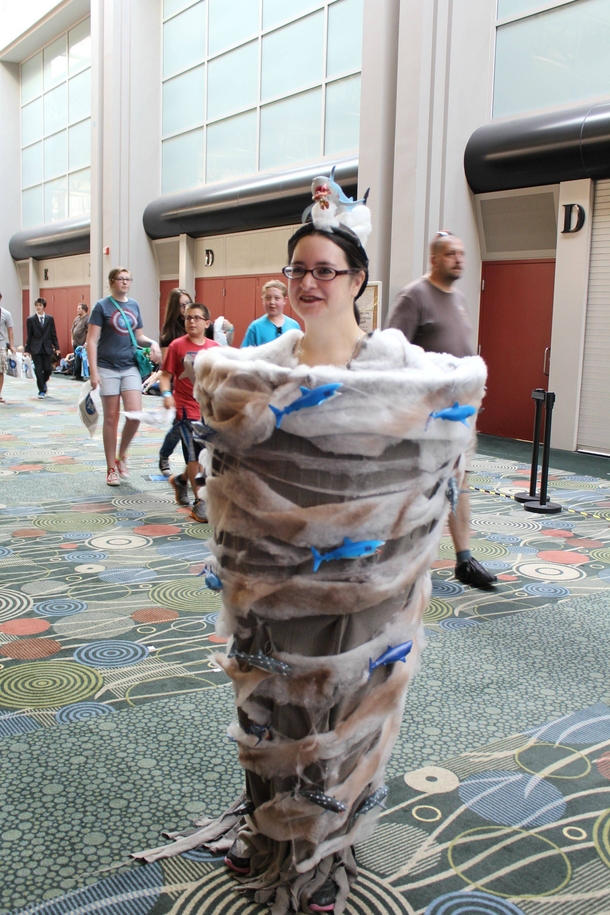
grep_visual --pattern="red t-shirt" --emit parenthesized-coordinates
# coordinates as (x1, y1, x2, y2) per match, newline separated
(163, 335, 219, 420)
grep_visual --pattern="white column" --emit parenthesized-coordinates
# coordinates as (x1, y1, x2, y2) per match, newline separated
(28, 258, 40, 311)
(0, 61, 22, 336)
(387, 0, 494, 325)
(95, 0, 161, 327)
(358, 0, 400, 318)
(179, 234, 196, 298)
(90, 0, 105, 302)
(548, 178, 594, 450)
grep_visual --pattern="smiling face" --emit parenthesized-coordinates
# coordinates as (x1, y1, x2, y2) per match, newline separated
(262, 287, 287, 322)
(287, 234, 365, 325)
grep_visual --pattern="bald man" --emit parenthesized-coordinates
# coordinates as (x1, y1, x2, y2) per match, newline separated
(387, 231, 496, 590)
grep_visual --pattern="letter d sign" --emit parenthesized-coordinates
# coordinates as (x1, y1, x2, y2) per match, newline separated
(561, 203, 585, 233)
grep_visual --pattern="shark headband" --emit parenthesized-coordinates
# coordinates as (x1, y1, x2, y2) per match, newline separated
(302, 166, 372, 250)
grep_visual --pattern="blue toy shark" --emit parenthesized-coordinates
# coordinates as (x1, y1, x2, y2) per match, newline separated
(369, 640, 413, 677)
(269, 383, 342, 428)
(203, 569, 222, 591)
(428, 402, 476, 427)
(311, 537, 385, 573)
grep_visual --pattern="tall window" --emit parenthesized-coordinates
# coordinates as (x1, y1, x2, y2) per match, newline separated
(494, 0, 610, 118)
(21, 18, 91, 228)
(161, 0, 363, 195)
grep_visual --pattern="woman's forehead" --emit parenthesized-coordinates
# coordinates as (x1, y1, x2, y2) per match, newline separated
(292, 234, 348, 264)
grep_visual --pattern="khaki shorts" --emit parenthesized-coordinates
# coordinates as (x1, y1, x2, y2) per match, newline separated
(0, 348, 7, 373)
(465, 425, 478, 473)
(97, 365, 141, 397)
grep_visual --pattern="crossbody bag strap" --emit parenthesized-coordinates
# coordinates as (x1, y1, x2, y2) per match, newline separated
(109, 296, 139, 349)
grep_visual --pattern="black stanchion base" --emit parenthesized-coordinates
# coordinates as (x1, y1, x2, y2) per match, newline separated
(514, 491, 537, 503)
(523, 499, 562, 514)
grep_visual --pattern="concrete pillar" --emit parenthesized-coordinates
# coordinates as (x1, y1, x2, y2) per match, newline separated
(28, 258, 40, 311)
(358, 0, 400, 318)
(387, 0, 494, 325)
(548, 178, 595, 450)
(179, 234, 196, 299)
(0, 61, 22, 337)
(90, 0, 105, 303)
(94, 0, 161, 326)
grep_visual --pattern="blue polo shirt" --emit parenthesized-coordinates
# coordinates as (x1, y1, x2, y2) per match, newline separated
(240, 315, 301, 348)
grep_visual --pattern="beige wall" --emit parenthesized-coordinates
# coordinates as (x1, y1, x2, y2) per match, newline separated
(38, 253, 91, 287)
(548, 179, 595, 450)
(193, 226, 299, 278)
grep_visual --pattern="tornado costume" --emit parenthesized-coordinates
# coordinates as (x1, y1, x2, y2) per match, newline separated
(135, 327, 487, 914)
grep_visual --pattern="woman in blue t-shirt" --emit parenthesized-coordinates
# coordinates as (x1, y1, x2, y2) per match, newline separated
(86, 266, 161, 486)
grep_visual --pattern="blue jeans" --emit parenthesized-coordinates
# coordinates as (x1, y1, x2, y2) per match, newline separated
(159, 423, 181, 460)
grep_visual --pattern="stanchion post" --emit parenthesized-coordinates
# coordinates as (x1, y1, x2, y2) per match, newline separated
(524, 391, 561, 514)
(514, 388, 546, 504)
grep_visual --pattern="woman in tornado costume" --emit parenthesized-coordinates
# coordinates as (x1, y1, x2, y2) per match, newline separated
(135, 179, 487, 914)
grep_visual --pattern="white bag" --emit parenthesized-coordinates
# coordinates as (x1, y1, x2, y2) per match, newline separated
(6, 353, 21, 378)
(214, 315, 228, 346)
(78, 381, 102, 438)
(124, 407, 175, 427)
(23, 355, 34, 379)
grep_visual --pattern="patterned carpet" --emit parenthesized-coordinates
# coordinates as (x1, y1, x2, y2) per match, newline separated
(1, 373, 610, 914)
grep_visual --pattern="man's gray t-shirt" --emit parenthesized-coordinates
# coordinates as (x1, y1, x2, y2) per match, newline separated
(387, 277, 474, 357)
(0, 307, 13, 348)
(89, 297, 143, 370)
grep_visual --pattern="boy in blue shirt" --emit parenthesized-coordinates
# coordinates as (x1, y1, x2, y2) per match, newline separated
(240, 280, 301, 347)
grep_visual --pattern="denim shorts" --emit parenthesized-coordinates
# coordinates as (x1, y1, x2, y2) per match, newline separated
(97, 365, 141, 397)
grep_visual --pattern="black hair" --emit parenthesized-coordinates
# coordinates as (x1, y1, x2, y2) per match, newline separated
(287, 222, 369, 301)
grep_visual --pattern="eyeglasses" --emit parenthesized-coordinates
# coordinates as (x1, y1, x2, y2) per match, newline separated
(185, 315, 206, 322)
(116, 277, 132, 283)
(282, 265, 356, 281)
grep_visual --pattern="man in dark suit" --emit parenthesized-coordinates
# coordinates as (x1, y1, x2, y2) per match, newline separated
(25, 297, 60, 398)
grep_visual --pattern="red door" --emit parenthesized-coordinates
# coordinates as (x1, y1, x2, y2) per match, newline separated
(225, 277, 258, 346)
(44, 288, 70, 355)
(478, 260, 555, 440)
(196, 277, 225, 319)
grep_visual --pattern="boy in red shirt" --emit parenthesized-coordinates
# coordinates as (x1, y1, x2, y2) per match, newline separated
(160, 303, 219, 521)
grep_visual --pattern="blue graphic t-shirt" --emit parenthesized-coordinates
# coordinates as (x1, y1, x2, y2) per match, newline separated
(89, 296, 143, 370)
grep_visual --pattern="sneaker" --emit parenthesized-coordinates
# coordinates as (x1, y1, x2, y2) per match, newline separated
(37, 392, 45, 399)
(106, 468, 120, 486)
(159, 455, 171, 477)
(455, 557, 497, 589)
(190, 499, 208, 522)
(116, 456, 130, 479)
(169, 474, 190, 506)
(309, 877, 336, 912)
(224, 837, 253, 875)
